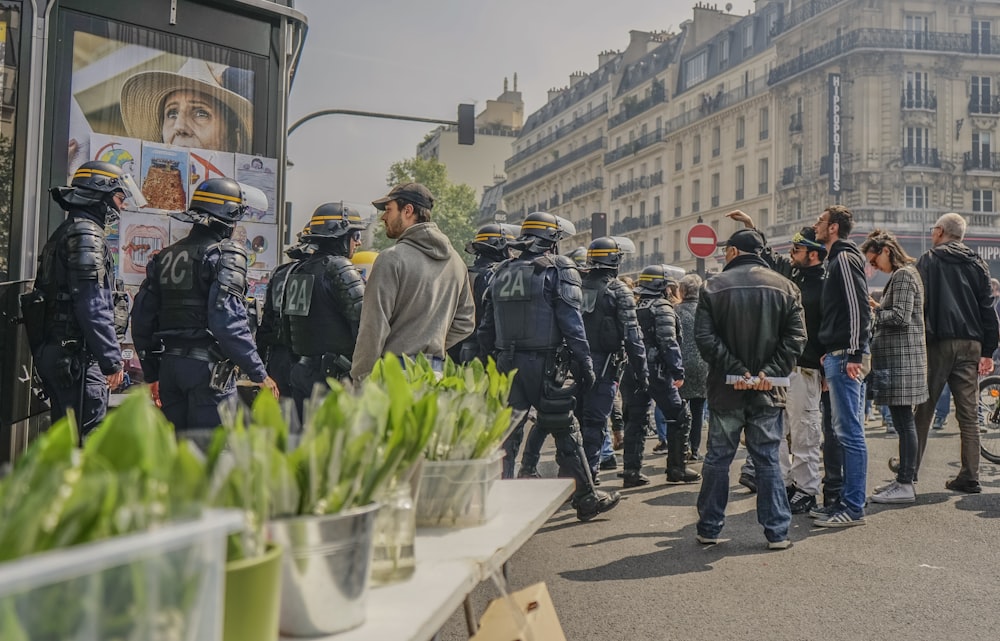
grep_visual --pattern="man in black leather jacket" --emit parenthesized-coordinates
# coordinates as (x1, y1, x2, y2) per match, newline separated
(914, 212, 999, 494)
(694, 228, 806, 549)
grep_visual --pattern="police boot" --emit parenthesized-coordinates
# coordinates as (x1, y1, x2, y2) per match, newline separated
(517, 465, 541, 479)
(665, 427, 701, 484)
(622, 470, 650, 488)
(573, 489, 622, 522)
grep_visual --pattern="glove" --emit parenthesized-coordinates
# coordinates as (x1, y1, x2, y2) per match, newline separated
(580, 367, 597, 391)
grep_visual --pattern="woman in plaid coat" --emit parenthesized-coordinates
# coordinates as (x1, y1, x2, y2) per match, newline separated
(860, 230, 929, 505)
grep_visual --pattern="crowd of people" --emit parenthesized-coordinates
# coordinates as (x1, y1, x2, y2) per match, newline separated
(30, 166, 997, 545)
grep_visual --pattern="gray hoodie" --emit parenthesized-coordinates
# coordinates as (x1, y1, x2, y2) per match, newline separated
(351, 222, 474, 379)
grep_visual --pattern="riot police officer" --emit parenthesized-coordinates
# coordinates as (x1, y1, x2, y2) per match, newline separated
(479, 211, 621, 521)
(628, 264, 700, 483)
(26, 161, 138, 436)
(286, 202, 367, 417)
(452, 223, 516, 363)
(256, 225, 314, 398)
(565, 246, 588, 270)
(577, 237, 649, 486)
(132, 177, 277, 434)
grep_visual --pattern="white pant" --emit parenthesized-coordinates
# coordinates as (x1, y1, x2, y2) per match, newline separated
(782, 367, 823, 495)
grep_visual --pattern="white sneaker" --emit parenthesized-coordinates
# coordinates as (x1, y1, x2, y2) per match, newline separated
(873, 479, 899, 494)
(871, 481, 915, 504)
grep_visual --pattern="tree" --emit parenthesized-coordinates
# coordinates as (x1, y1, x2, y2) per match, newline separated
(371, 157, 477, 262)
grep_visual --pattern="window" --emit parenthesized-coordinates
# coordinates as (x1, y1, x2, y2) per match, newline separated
(758, 158, 769, 194)
(905, 185, 928, 209)
(685, 51, 708, 88)
(692, 179, 701, 213)
(654, 237, 660, 254)
(796, 147, 803, 174)
(674, 185, 682, 217)
(639, 201, 646, 217)
(905, 127, 930, 163)
(759, 107, 769, 140)
(736, 116, 745, 148)
(972, 131, 992, 168)
(653, 195, 661, 214)
(974, 189, 995, 212)
(743, 20, 755, 52)
(675, 142, 683, 170)
(735, 165, 745, 200)
(712, 126, 721, 157)
(971, 76, 992, 113)
(904, 71, 929, 108)
(973, 20, 992, 54)
(719, 38, 730, 68)
(711, 173, 720, 207)
(693, 135, 701, 164)
(904, 15, 929, 49)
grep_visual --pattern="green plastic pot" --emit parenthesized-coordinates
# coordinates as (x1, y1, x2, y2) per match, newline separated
(223, 543, 283, 641)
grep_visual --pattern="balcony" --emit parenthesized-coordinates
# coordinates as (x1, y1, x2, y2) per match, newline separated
(964, 151, 1000, 171)
(711, 196, 720, 208)
(771, 0, 848, 37)
(675, 160, 682, 171)
(769, 29, 1000, 86)
(759, 182, 769, 195)
(673, 249, 681, 262)
(506, 103, 609, 170)
(782, 166, 799, 186)
(736, 187, 745, 200)
(505, 137, 607, 195)
(969, 96, 1000, 115)
(901, 148, 940, 168)
(562, 177, 604, 202)
(674, 205, 681, 218)
(736, 137, 745, 149)
(604, 128, 664, 165)
(610, 211, 663, 235)
(692, 201, 700, 213)
(608, 91, 667, 130)
(901, 89, 937, 111)
(789, 113, 803, 133)
(712, 146, 720, 158)
(611, 170, 664, 200)
(692, 152, 702, 165)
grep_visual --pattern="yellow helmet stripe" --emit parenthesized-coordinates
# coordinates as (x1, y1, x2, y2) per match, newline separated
(311, 215, 363, 222)
(638, 274, 658, 281)
(588, 249, 618, 255)
(74, 168, 119, 179)
(522, 222, 557, 229)
(191, 195, 228, 205)
(192, 190, 242, 202)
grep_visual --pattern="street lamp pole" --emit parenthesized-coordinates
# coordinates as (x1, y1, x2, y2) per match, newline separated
(287, 109, 459, 136)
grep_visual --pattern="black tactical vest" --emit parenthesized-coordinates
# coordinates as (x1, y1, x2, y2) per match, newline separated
(155, 232, 214, 335)
(581, 273, 622, 353)
(636, 295, 660, 352)
(285, 254, 358, 357)
(493, 255, 562, 351)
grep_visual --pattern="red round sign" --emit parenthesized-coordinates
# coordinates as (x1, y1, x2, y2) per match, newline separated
(686, 223, 718, 259)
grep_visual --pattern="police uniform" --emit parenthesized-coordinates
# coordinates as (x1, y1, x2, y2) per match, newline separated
(576, 238, 648, 485)
(452, 223, 515, 363)
(285, 202, 367, 416)
(626, 265, 700, 483)
(27, 162, 130, 436)
(479, 211, 620, 522)
(131, 178, 269, 432)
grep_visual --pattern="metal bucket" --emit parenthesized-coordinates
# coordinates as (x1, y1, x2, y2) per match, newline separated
(268, 503, 380, 637)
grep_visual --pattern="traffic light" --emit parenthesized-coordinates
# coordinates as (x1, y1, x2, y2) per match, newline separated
(591, 212, 607, 240)
(458, 104, 475, 145)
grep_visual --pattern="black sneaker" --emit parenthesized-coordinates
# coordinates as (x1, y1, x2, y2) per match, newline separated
(599, 455, 618, 470)
(517, 466, 540, 479)
(788, 488, 817, 514)
(738, 472, 757, 493)
(575, 489, 622, 521)
(945, 477, 982, 494)
(622, 471, 650, 488)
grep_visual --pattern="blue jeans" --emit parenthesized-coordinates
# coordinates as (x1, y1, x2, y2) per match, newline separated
(935, 383, 951, 423)
(820, 390, 843, 503)
(696, 405, 790, 543)
(823, 353, 868, 513)
(655, 406, 667, 442)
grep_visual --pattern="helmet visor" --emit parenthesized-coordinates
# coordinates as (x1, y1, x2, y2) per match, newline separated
(554, 215, 576, 237)
(118, 173, 147, 209)
(610, 236, 636, 254)
(238, 182, 269, 214)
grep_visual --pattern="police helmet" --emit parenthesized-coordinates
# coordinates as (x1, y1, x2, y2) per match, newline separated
(189, 178, 248, 224)
(565, 247, 588, 268)
(467, 223, 516, 260)
(635, 264, 685, 295)
(302, 202, 369, 241)
(513, 212, 575, 253)
(587, 236, 636, 269)
(52, 161, 145, 212)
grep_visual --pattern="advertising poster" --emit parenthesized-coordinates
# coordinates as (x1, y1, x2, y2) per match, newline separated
(119, 211, 170, 285)
(188, 147, 236, 191)
(139, 143, 190, 213)
(235, 153, 278, 223)
(232, 221, 278, 271)
(89, 133, 142, 179)
(247, 269, 270, 302)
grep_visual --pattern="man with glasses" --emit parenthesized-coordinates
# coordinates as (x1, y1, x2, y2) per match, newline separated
(727, 212, 829, 513)
(913, 213, 998, 493)
(810, 205, 871, 527)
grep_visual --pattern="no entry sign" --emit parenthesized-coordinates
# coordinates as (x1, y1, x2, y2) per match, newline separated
(687, 223, 717, 259)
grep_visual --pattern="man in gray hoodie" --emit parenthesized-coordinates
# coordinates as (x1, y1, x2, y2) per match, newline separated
(351, 182, 475, 379)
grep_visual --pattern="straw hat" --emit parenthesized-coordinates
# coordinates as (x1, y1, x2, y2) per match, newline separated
(120, 59, 253, 151)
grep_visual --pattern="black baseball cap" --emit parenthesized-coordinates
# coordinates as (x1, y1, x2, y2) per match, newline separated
(717, 228, 765, 253)
(372, 182, 435, 211)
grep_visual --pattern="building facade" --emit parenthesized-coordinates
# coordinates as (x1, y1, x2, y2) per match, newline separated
(501, 0, 1000, 279)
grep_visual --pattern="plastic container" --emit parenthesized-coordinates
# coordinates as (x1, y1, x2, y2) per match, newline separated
(370, 480, 417, 586)
(416, 450, 503, 528)
(269, 503, 380, 637)
(0, 510, 242, 641)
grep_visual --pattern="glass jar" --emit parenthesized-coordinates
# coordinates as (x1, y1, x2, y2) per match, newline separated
(369, 480, 416, 585)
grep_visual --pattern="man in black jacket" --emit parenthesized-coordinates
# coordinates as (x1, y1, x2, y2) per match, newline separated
(694, 229, 806, 549)
(811, 205, 871, 528)
(728, 211, 828, 513)
(914, 213, 998, 493)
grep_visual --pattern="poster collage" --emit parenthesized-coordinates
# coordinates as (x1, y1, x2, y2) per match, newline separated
(88, 136, 279, 382)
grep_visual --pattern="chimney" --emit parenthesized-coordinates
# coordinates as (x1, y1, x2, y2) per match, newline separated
(547, 87, 565, 102)
(598, 49, 619, 67)
(569, 71, 586, 87)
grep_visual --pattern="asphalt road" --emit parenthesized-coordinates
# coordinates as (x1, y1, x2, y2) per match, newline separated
(438, 416, 1000, 641)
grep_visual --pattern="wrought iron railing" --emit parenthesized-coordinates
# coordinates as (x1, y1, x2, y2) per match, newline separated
(902, 148, 940, 168)
(504, 137, 607, 195)
(604, 128, 664, 165)
(505, 103, 608, 169)
(562, 177, 604, 202)
(608, 92, 667, 130)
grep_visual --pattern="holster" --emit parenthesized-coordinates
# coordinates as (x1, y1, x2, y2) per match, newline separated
(18, 289, 47, 353)
(320, 352, 352, 378)
(209, 359, 238, 393)
(55, 351, 83, 388)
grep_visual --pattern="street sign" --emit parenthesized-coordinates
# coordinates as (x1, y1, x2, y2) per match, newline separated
(687, 223, 717, 259)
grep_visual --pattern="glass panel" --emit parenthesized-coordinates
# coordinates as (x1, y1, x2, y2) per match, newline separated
(0, 3, 21, 282)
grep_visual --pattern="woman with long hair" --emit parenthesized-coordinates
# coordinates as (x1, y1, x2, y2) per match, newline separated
(860, 229, 928, 504)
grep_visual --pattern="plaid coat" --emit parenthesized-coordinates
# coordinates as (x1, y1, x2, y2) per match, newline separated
(870, 265, 929, 406)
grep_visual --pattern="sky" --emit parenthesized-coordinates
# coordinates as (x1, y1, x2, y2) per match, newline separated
(286, 0, 758, 233)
